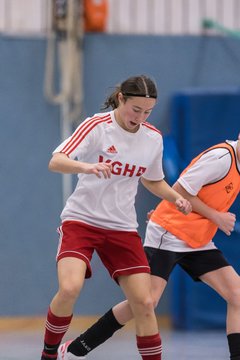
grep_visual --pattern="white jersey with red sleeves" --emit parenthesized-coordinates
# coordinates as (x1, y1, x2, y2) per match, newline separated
(53, 110, 164, 231)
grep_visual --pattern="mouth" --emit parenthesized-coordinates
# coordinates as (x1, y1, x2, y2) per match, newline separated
(129, 121, 138, 127)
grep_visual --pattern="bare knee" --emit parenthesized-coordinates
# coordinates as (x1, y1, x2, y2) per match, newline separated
(153, 297, 160, 309)
(58, 281, 82, 303)
(133, 296, 155, 316)
(226, 287, 240, 307)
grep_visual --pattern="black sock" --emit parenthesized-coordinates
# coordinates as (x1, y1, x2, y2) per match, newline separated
(227, 333, 240, 359)
(68, 308, 124, 356)
(41, 342, 60, 360)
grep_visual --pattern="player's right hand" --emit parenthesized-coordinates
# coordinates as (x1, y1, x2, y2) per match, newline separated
(84, 162, 112, 179)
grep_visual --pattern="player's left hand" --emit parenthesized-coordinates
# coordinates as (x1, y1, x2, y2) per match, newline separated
(175, 198, 192, 215)
(146, 209, 154, 222)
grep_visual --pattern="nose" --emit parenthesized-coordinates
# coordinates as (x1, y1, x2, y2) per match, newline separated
(135, 112, 146, 123)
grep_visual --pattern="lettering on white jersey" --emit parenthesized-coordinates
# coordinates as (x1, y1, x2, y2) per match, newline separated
(99, 155, 146, 177)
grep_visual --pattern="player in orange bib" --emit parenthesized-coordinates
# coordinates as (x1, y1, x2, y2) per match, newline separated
(40, 75, 191, 360)
(60, 135, 240, 360)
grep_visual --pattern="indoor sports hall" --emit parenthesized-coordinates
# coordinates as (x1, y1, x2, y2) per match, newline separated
(0, 0, 240, 359)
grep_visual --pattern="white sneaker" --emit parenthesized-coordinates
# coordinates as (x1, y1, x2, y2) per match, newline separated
(57, 340, 86, 360)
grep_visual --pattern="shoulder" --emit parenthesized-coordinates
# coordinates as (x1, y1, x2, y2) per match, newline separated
(225, 140, 238, 155)
(200, 145, 232, 164)
(79, 111, 113, 134)
(83, 111, 112, 126)
(185, 145, 232, 184)
(141, 122, 163, 141)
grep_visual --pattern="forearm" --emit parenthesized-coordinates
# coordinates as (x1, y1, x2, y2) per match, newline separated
(141, 178, 184, 203)
(48, 153, 86, 174)
(173, 182, 218, 223)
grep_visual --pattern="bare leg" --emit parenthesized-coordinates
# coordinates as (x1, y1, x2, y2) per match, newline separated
(118, 273, 166, 358)
(200, 266, 240, 359)
(200, 266, 240, 334)
(50, 257, 87, 316)
(119, 273, 158, 335)
(113, 275, 167, 324)
(67, 274, 167, 357)
(41, 257, 86, 360)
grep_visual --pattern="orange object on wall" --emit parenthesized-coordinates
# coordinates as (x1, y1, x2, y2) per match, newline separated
(84, 0, 108, 32)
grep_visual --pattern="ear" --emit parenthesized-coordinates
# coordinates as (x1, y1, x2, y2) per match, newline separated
(118, 92, 124, 103)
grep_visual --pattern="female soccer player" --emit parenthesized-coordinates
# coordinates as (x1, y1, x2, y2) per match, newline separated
(40, 75, 191, 360)
(61, 136, 240, 360)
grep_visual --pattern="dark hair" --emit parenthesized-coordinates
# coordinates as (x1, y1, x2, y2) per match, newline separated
(102, 75, 158, 110)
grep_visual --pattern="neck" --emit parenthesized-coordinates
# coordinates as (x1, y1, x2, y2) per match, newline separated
(114, 109, 139, 133)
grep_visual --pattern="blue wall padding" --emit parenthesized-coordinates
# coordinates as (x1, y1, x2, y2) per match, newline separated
(169, 90, 240, 329)
(171, 88, 240, 163)
(162, 135, 185, 185)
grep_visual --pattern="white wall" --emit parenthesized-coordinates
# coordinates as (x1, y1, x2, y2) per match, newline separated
(0, 0, 240, 35)
(0, 0, 50, 34)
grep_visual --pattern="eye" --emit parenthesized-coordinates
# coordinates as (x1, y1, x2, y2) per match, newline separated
(133, 108, 141, 113)
(143, 110, 152, 116)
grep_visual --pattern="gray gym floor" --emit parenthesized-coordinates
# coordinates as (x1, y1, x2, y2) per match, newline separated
(0, 328, 229, 359)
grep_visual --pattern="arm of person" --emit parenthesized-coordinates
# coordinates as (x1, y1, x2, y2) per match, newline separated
(141, 177, 192, 215)
(48, 152, 112, 179)
(173, 181, 236, 236)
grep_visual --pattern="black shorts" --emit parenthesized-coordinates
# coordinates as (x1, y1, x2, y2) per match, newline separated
(144, 247, 230, 282)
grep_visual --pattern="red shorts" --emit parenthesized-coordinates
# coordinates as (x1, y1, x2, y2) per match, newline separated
(56, 220, 150, 282)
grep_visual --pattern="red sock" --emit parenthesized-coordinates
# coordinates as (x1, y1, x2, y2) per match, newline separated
(41, 308, 72, 358)
(137, 333, 162, 359)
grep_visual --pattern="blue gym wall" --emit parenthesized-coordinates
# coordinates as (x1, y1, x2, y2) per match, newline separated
(0, 34, 240, 317)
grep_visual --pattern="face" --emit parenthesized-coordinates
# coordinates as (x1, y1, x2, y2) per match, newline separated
(114, 93, 156, 133)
